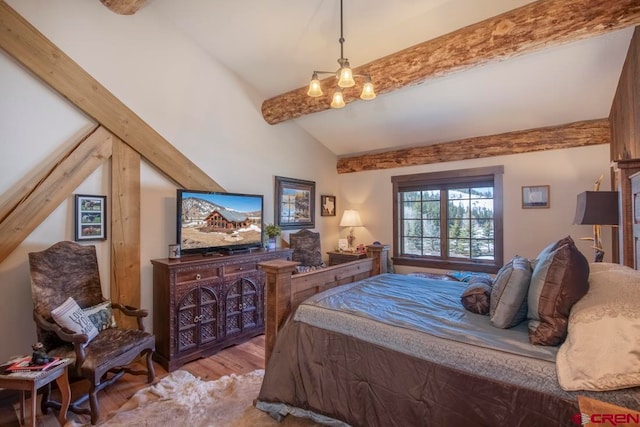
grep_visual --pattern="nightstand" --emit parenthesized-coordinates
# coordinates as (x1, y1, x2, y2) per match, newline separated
(327, 250, 367, 266)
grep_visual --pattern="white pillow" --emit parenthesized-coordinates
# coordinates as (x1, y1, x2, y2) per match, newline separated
(556, 267, 640, 391)
(51, 297, 99, 343)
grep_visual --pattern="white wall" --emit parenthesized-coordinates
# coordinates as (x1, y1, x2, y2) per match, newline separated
(0, 0, 339, 360)
(0, 0, 614, 361)
(337, 144, 613, 274)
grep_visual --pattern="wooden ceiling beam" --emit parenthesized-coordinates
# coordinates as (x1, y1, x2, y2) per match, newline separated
(0, 1, 223, 192)
(262, 0, 640, 125)
(0, 126, 113, 263)
(99, 0, 148, 15)
(336, 118, 610, 174)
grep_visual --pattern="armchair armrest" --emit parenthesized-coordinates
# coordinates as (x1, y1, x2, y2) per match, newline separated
(33, 311, 88, 368)
(111, 303, 149, 331)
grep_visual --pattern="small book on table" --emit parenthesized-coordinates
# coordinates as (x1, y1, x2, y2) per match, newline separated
(5, 356, 63, 372)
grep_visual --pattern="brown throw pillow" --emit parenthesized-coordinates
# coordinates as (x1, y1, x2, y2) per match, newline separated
(527, 237, 590, 346)
(461, 275, 493, 315)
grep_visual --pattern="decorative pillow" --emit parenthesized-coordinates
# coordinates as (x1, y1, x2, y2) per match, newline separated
(83, 300, 117, 331)
(460, 275, 493, 315)
(489, 256, 532, 328)
(527, 237, 589, 346)
(51, 297, 99, 343)
(556, 267, 640, 391)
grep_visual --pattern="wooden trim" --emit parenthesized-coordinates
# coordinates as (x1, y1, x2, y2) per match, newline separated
(0, 126, 113, 263)
(0, 1, 224, 192)
(99, 0, 148, 15)
(111, 139, 141, 329)
(262, 0, 640, 125)
(338, 119, 610, 173)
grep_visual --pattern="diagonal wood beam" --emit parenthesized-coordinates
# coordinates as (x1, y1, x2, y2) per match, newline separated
(262, 0, 640, 125)
(0, 126, 114, 263)
(336, 118, 610, 174)
(0, 0, 223, 192)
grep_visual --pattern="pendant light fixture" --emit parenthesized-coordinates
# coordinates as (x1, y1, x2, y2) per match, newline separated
(306, 0, 376, 108)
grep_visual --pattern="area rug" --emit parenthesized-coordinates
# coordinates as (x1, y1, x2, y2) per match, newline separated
(86, 369, 320, 427)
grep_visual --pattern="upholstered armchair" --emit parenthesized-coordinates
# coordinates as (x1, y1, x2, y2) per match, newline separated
(29, 241, 155, 424)
(289, 229, 326, 273)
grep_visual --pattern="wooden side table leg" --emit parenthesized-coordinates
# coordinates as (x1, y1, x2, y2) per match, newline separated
(54, 368, 71, 426)
(19, 390, 26, 425)
(30, 384, 37, 427)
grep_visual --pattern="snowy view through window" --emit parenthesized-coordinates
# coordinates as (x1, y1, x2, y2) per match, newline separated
(401, 187, 494, 260)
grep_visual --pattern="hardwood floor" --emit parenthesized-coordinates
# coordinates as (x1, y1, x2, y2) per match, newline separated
(0, 335, 265, 426)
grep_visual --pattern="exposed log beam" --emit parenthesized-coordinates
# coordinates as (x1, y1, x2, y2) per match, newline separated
(0, 1, 224, 192)
(262, 0, 640, 125)
(100, 0, 148, 15)
(336, 119, 610, 174)
(0, 126, 113, 263)
(111, 138, 141, 329)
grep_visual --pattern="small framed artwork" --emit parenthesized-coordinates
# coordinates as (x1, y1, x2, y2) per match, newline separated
(321, 195, 336, 217)
(74, 194, 107, 241)
(275, 176, 316, 229)
(522, 185, 550, 209)
(338, 238, 349, 251)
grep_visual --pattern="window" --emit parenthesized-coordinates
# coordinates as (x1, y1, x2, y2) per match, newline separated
(392, 166, 503, 273)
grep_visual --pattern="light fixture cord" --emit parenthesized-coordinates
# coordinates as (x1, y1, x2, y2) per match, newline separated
(339, 0, 345, 61)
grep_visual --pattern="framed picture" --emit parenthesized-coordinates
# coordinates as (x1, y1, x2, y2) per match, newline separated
(321, 195, 336, 217)
(275, 176, 315, 229)
(74, 194, 107, 241)
(522, 185, 550, 209)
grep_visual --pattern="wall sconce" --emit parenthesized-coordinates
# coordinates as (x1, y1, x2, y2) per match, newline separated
(339, 209, 363, 250)
(573, 191, 619, 262)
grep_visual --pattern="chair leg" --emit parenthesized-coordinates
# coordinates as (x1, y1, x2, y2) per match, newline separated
(146, 350, 155, 383)
(89, 382, 100, 425)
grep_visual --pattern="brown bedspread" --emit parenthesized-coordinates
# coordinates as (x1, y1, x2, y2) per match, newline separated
(258, 321, 578, 427)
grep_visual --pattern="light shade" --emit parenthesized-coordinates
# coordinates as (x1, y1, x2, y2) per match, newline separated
(360, 81, 376, 100)
(337, 63, 355, 88)
(574, 191, 619, 225)
(331, 90, 346, 109)
(307, 76, 323, 97)
(340, 209, 363, 227)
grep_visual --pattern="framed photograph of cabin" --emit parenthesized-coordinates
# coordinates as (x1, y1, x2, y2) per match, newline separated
(74, 194, 107, 241)
(275, 176, 315, 229)
(522, 185, 550, 209)
(321, 195, 336, 217)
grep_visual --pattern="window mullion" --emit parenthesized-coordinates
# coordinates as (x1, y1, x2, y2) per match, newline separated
(440, 190, 447, 259)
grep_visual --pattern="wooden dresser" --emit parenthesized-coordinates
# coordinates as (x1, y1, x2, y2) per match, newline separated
(151, 249, 292, 371)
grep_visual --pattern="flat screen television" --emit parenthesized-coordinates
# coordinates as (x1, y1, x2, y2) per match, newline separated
(176, 189, 264, 255)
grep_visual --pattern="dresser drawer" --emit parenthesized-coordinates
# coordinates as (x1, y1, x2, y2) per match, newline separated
(176, 266, 220, 283)
(223, 262, 257, 275)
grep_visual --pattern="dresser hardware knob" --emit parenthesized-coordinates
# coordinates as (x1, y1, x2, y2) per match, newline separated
(195, 273, 202, 280)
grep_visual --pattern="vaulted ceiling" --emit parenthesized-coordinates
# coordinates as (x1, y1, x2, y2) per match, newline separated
(136, 1, 635, 157)
(107, 0, 640, 156)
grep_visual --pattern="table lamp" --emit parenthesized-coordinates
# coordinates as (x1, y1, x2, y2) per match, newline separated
(573, 191, 619, 262)
(339, 209, 363, 250)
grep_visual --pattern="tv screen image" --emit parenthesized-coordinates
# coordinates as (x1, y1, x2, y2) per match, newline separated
(177, 190, 264, 255)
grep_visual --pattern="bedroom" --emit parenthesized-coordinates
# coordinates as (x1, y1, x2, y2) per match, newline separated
(0, 0, 638, 423)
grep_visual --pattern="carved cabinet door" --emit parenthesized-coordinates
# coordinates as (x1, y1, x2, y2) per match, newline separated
(176, 284, 221, 354)
(224, 271, 264, 337)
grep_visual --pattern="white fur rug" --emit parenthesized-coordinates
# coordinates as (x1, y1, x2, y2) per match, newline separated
(73, 369, 319, 427)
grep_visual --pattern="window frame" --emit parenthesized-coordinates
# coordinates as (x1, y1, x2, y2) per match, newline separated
(391, 166, 504, 273)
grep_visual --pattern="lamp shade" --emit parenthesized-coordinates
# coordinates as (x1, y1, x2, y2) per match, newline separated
(331, 90, 346, 109)
(573, 191, 619, 225)
(340, 209, 363, 227)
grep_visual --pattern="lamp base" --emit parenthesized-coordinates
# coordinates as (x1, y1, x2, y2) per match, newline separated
(594, 249, 604, 263)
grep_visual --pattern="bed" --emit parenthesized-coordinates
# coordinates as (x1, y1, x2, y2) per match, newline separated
(255, 243, 640, 426)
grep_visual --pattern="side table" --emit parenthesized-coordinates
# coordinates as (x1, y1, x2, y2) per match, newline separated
(0, 358, 72, 427)
(327, 250, 367, 266)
